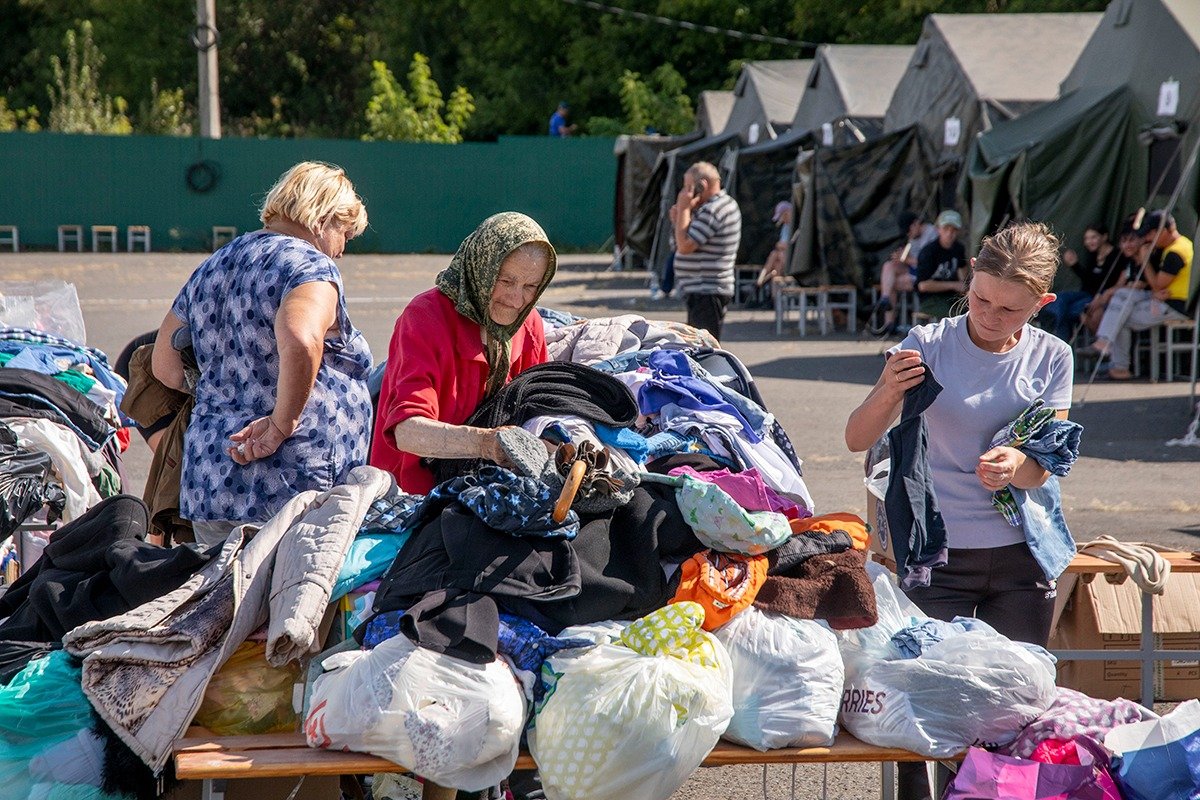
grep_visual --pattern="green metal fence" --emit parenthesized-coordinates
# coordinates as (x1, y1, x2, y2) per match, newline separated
(0, 132, 616, 253)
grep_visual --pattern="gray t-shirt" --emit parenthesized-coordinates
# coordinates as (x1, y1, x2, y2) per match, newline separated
(889, 315, 1074, 549)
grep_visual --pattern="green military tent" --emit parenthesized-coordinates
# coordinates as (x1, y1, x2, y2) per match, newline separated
(964, 85, 1144, 291)
(627, 60, 812, 276)
(788, 126, 934, 290)
(884, 12, 1101, 209)
(724, 45, 911, 267)
(616, 132, 703, 261)
(1059, 0, 1200, 239)
(696, 91, 736, 138)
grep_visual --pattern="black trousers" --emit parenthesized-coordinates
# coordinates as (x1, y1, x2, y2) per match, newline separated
(685, 292, 730, 341)
(897, 542, 1058, 800)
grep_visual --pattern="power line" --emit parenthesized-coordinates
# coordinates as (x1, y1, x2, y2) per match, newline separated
(557, 0, 815, 49)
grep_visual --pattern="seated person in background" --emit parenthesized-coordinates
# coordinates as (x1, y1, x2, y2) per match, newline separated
(914, 210, 968, 321)
(756, 200, 795, 288)
(876, 211, 938, 333)
(1081, 216, 1140, 335)
(1083, 210, 1192, 380)
(370, 212, 557, 493)
(1040, 221, 1130, 342)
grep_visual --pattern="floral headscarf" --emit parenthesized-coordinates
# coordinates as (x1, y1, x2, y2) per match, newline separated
(436, 212, 557, 396)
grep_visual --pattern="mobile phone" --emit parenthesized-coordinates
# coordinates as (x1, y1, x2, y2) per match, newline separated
(693, 179, 705, 196)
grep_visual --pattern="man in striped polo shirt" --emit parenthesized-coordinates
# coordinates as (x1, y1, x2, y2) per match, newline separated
(671, 161, 742, 339)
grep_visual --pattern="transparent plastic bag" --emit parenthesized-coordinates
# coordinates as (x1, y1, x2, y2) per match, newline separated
(305, 634, 526, 792)
(836, 561, 1057, 757)
(195, 640, 301, 735)
(0, 281, 87, 345)
(528, 618, 733, 800)
(715, 607, 843, 750)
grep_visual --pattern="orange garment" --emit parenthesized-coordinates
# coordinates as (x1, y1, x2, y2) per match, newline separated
(672, 550, 768, 631)
(789, 512, 869, 551)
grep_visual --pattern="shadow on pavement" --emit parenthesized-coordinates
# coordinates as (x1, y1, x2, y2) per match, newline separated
(750, 353, 884, 386)
(1073, 395, 1200, 463)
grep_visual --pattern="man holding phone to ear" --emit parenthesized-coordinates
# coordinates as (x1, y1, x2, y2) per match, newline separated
(671, 161, 742, 339)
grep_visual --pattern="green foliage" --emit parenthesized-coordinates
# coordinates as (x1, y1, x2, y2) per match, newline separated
(138, 80, 191, 136)
(47, 21, 132, 134)
(363, 54, 474, 143)
(0, 0, 1111, 140)
(0, 99, 41, 132)
(587, 64, 694, 136)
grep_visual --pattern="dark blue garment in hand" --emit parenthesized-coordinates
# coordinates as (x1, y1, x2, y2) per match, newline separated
(885, 364, 949, 590)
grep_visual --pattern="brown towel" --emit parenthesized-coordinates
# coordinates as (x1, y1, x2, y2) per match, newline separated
(753, 548, 877, 630)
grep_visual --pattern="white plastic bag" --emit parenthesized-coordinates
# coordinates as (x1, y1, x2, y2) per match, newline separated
(304, 636, 526, 791)
(0, 281, 87, 345)
(836, 561, 1057, 757)
(715, 606, 843, 750)
(528, 620, 733, 800)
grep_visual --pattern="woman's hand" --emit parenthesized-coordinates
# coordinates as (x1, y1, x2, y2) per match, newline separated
(479, 426, 517, 469)
(976, 446, 1025, 491)
(228, 416, 290, 465)
(883, 349, 925, 399)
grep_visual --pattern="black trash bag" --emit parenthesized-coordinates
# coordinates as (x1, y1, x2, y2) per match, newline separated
(0, 422, 66, 538)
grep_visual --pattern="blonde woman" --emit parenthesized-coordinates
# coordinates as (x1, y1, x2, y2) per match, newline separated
(153, 161, 372, 546)
(847, 222, 1078, 800)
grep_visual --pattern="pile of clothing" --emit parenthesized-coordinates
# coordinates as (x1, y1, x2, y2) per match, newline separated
(0, 324, 129, 572)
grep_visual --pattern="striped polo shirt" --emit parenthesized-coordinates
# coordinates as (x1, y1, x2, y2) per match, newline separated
(674, 191, 741, 297)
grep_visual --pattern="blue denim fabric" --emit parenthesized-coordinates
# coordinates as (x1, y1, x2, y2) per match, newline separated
(1013, 417, 1083, 581)
(1015, 476, 1077, 582)
(1022, 419, 1084, 476)
(890, 615, 1056, 663)
(1039, 290, 1091, 341)
(536, 306, 585, 329)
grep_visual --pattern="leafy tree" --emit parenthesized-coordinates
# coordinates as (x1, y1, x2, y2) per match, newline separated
(363, 54, 474, 143)
(47, 21, 132, 134)
(0, 98, 41, 132)
(138, 79, 191, 136)
(588, 64, 694, 136)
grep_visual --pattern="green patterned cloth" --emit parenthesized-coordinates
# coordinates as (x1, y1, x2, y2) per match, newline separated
(989, 400, 1058, 526)
(436, 212, 556, 396)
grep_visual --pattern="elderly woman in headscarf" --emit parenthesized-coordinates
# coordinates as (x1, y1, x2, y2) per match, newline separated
(370, 212, 557, 493)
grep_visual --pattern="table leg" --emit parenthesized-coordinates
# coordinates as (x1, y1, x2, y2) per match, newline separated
(881, 761, 894, 799)
(201, 779, 227, 800)
(1141, 589, 1155, 708)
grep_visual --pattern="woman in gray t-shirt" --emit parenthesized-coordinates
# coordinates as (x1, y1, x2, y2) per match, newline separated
(846, 221, 1075, 648)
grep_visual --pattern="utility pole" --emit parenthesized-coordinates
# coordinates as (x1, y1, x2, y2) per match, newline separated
(195, 0, 221, 138)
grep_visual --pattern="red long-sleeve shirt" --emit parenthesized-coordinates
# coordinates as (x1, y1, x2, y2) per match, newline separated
(369, 287, 548, 493)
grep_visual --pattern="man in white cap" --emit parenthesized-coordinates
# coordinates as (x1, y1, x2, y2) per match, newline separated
(914, 209, 968, 320)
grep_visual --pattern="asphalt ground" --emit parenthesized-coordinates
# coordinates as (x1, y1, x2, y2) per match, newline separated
(5, 251, 1197, 799)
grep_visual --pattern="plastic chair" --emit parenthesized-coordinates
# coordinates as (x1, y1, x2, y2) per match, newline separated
(0, 226, 17, 253)
(57, 225, 83, 252)
(91, 225, 118, 252)
(126, 225, 151, 252)
(211, 226, 238, 251)
(1150, 303, 1200, 383)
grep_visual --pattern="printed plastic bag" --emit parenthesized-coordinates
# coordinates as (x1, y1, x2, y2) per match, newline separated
(195, 640, 301, 735)
(305, 634, 526, 792)
(529, 609, 733, 800)
(836, 561, 1057, 757)
(1104, 698, 1200, 800)
(944, 741, 1122, 800)
(715, 606, 843, 750)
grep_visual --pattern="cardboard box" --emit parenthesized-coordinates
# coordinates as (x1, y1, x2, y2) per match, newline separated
(1049, 571, 1200, 702)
